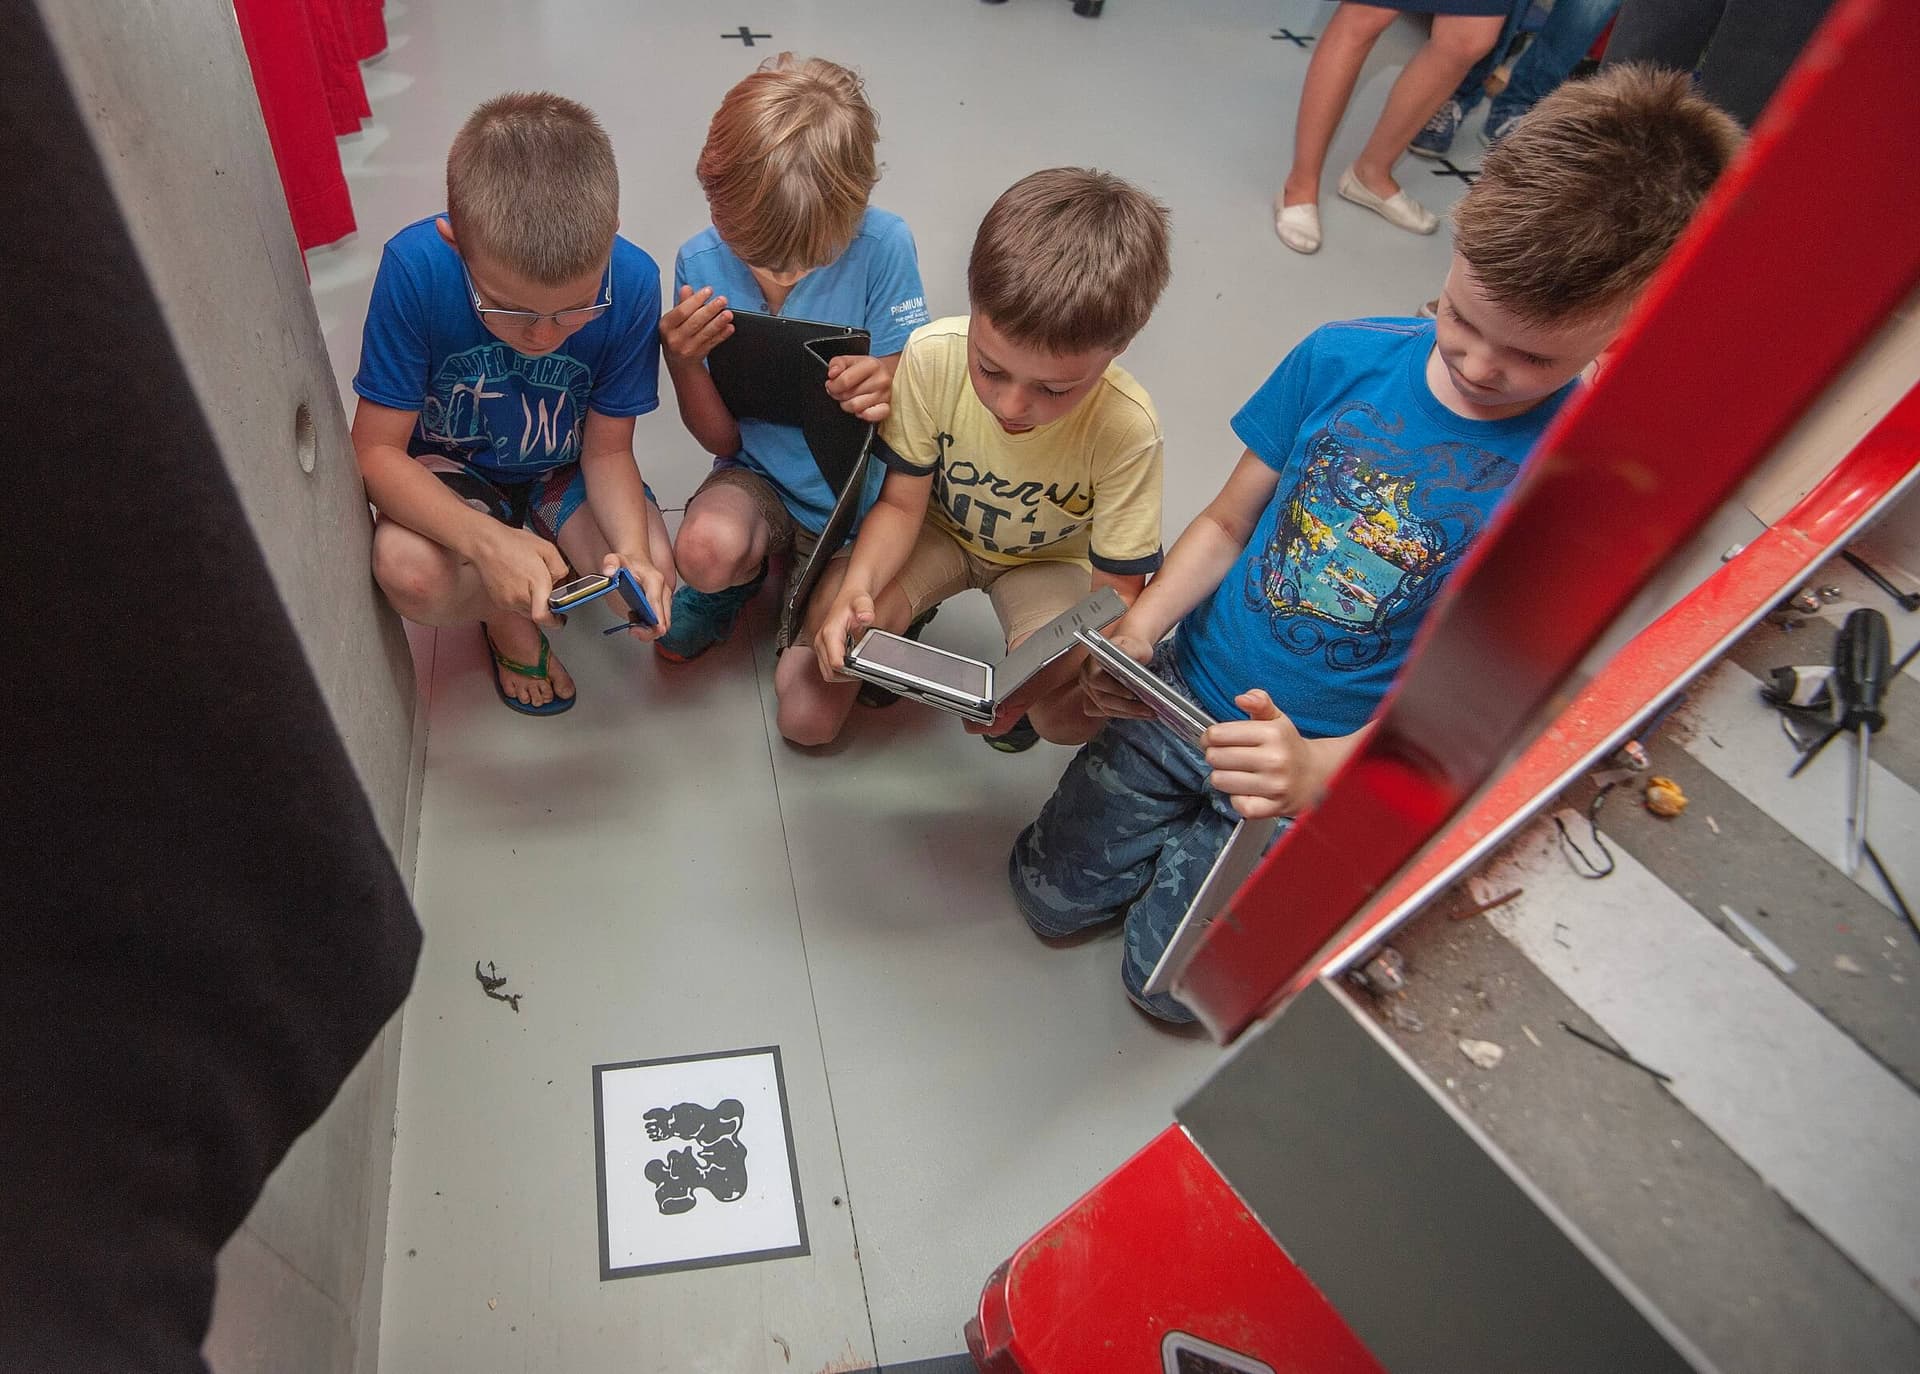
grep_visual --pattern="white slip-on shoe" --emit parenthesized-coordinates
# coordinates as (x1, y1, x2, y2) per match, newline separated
(1337, 168, 1439, 236)
(1273, 196, 1322, 254)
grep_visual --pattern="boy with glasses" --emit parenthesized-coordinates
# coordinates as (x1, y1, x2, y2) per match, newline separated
(352, 92, 672, 715)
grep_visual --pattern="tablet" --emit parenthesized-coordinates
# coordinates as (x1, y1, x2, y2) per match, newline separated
(843, 587, 1127, 724)
(705, 309, 872, 494)
(1075, 630, 1215, 748)
(1141, 815, 1280, 998)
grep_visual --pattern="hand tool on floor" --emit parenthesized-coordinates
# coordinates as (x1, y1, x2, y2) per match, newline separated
(1842, 551, 1920, 612)
(1791, 608, 1891, 873)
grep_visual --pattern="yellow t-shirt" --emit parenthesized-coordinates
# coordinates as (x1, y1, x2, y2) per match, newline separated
(878, 317, 1164, 572)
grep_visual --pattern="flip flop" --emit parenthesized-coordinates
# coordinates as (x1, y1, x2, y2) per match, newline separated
(484, 626, 576, 716)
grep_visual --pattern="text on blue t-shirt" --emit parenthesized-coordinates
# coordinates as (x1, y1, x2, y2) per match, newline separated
(353, 215, 661, 478)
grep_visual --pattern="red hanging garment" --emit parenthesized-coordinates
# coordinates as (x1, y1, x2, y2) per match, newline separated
(231, 0, 359, 251)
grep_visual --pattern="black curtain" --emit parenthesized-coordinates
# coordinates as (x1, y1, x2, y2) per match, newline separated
(0, 4, 422, 1370)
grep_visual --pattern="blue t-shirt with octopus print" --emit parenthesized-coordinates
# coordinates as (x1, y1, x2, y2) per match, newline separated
(1174, 318, 1577, 739)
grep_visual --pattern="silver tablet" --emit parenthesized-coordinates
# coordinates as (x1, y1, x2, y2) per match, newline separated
(844, 632, 995, 722)
(1075, 630, 1215, 748)
(1142, 815, 1280, 998)
(843, 586, 1126, 725)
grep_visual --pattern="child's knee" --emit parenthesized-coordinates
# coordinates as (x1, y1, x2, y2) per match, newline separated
(371, 524, 455, 614)
(1027, 693, 1097, 747)
(776, 698, 847, 748)
(674, 514, 758, 592)
(1007, 830, 1117, 938)
(774, 668, 853, 748)
(1120, 951, 1197, 1024)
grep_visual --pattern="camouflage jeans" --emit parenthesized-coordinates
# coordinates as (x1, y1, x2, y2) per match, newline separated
(1007, 644, 1288, 1023)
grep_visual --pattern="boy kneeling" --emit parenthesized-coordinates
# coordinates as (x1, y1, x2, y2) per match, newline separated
(800, 168, 1173, 752)
(1012, 69, 1743, 1021)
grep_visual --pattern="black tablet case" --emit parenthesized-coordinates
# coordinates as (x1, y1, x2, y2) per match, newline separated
(705, 310, 878, 644)
(706, 309, 874, 496)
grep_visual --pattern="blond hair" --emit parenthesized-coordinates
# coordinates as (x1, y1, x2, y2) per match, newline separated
(968, 168, 1171, 354)
(1452, 65, 1744, 324)
(446, 92, 618, 284)
(697, 54, 879, 272)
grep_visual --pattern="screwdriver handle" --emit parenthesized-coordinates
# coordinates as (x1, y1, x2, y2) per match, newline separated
(1834, 607, 1891, 732)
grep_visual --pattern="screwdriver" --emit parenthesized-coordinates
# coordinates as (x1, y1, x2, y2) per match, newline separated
(1833, 607, 1892, 873)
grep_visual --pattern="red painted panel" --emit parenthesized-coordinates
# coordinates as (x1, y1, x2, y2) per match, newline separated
(1325, 383, 1920, 969)
(1179, 0, 1920, 1040)
(966, 1127, 1384, 1373)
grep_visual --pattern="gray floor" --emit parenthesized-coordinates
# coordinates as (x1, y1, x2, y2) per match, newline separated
(303, 5, 1920, 1371)
(307, 3, 1481, 1370)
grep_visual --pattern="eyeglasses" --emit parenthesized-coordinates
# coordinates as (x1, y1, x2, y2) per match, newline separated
(463, 260, 612, 332)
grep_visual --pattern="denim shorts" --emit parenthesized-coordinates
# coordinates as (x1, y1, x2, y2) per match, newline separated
(1007, 644, 1287, 1022)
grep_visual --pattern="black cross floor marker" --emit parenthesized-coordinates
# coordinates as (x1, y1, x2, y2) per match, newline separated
(1430, 157, 1478, 183)
(722, 25, 771, 46)
(1272, 28, 1314, 47)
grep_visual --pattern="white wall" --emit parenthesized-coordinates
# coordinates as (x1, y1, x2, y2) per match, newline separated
(33, 3, 423, 1370)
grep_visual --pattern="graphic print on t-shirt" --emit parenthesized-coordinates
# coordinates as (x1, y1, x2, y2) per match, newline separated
(1247, 400, 1516, 671)
(931, 437, 1094, 556)
(420, 342, 592, 471)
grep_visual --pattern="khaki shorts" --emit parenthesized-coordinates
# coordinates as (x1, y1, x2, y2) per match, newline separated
(691, 460, 839, 650)
(894, 520, 1091, 646)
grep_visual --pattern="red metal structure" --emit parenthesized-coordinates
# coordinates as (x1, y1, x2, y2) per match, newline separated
(971, 0, 1920, 1365)
(1179, 0, 1920, 1042)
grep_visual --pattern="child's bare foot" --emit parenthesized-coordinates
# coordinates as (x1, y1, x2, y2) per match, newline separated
(485, 613, 576, 710)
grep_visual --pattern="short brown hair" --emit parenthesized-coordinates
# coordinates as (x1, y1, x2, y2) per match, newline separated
(447, 92, 618, 284)
(1452, 65, 1743, 324)
(697, 54, 879, 272)
(969, 169, 1171, 355)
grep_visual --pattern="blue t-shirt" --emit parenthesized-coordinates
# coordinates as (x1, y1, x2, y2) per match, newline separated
(353, 215, 661, 479)
(1175, 318, 1578, 738)
(675, 207, 930, 532)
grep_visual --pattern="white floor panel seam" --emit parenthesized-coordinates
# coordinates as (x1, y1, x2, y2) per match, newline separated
(1476, 815, 1920, 1323)
(747, 628, 885, 1366)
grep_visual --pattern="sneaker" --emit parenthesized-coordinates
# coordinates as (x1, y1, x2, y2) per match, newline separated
(653, 563, 766, 663)
(985, 714, 1041, 754)
(855, 606, 939, 707)
(1409, 99, 1462, 160)
(1482, 106, 1523, 148)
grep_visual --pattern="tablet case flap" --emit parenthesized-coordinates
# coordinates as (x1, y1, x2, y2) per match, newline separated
(706, 309, 871, 494)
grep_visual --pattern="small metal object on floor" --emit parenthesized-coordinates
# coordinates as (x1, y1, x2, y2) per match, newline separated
(1558, 1020, 1673, 1085)
(1842, 551, 1920, 613)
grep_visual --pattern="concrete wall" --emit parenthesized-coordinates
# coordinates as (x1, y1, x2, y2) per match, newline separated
(33, 3, 422, 1371)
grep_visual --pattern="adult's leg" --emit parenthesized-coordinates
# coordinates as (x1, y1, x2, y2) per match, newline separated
(1602, 0, 1725, 72)
(1282, 1, 1403, 208)
(1454, 1, 1528, 113)
(1694, 0, 1837, 127)
(1351, 11, 1507, 198)
(1488, 0, 1623, 123)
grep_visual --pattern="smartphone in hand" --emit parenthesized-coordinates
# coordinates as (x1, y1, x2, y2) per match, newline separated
(547, 569, 658, 631)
